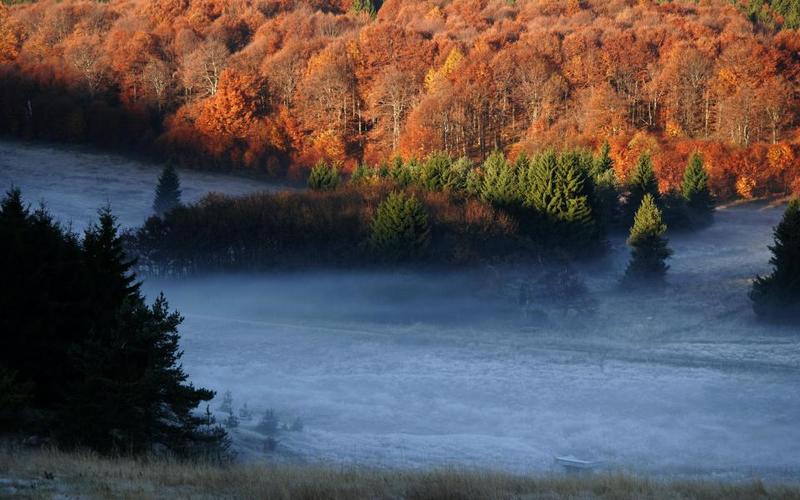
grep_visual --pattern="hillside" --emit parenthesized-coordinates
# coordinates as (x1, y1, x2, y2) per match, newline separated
(1, 0, 799, 197)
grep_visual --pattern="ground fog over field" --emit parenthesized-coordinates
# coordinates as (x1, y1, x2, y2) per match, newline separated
(2, 142, 799, 482)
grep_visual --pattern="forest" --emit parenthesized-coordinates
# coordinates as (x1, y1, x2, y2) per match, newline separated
(1, 0, 800, 200)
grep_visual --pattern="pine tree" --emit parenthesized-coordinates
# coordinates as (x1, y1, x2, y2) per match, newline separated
(750, 199, 800, 322)
(307, 161, 341, 191)
(681, 152, 714, 220)
(623, 194, 672, 286)
(153, 163, 182, 217)
(369, 192, 430, 262)
(627, 152, 660, 222)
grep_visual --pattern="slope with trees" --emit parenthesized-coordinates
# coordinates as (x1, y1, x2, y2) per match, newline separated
(0, 0, 799, 200)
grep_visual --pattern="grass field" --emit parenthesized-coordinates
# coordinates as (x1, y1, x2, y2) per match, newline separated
(1, 447, 799, 499)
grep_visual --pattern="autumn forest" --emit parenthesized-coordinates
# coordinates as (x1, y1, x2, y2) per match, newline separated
(1, 0, 799, 200)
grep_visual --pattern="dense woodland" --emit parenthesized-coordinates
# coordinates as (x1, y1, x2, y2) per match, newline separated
(0, 189, 230, 457)
(1, 0, 800, 199)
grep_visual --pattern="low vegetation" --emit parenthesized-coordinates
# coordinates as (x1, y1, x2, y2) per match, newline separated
(2, 446, 799, 500)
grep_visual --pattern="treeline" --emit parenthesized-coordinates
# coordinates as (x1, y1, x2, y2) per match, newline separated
(130, 146, 715, 274)
(1, 0, 800, 198)
(0, 189, 229, 458)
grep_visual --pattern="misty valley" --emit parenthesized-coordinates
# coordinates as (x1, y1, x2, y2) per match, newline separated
(2, 140, 798, 486)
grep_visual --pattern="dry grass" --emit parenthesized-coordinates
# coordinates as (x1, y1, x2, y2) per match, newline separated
(1, 447, 799, 499)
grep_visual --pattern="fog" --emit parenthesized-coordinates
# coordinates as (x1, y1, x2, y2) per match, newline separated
(3, 141, 799, 482)
(0, 140, 286, 231)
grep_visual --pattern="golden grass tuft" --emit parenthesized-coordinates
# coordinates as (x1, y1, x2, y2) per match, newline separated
(1, 446, 798, 499)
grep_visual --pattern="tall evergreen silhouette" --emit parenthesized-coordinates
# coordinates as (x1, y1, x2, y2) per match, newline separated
(623, 194, 672, 286)
(627, 152, 659, 223)
(153, 163, 182, 217)
(750, 199, 800, 322)
(681, 152, 714, 222)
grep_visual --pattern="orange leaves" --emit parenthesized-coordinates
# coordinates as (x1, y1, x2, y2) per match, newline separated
(196, 68, 261, 144)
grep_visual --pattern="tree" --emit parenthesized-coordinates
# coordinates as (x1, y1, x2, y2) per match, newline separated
(681, 152, 714, 221)
(0, 189, 227, 457)
(750, 199, 800, 322)
(627, 152, 660, 222)
(480, 151, 519, 206)
(369, 192, 430, 263)
(153, 163, 182, 217)
(623, 194, 672, 286)
(307, 161, 341, 191)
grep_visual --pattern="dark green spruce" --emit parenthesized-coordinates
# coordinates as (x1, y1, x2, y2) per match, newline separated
(750, 199, 800, 322)
(153, 163, 182, 217)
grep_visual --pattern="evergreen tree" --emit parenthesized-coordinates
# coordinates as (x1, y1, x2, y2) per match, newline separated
(480, 150, 519, 206)
(153, 163, 182, 217)
(0, 189, 227, 457)
(351, 0, 380, 15)
(389, 158, 415, 188)
(681, 152, 714, 219)
(349, 163, 371, 186)
(442, 156, 473, 191)
(626, 152, 660, 222)
(82, 208, 139, 328)
(592, 140, 614, 179)
(369, 192, 430, 262)
(420, 152, 452, 191)
(750, 199, 800, 322)
(307, 161, 341, 191)
(523, 150, 559, 213)
(623, 194, 672, 285)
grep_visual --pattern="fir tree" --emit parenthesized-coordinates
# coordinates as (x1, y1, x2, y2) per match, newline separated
(153, 163, 182, 217)
(750, 199, 800, 322)
(349, 163, 371, 186)
(351, 0, 380, 16)
(307, 161, 341, 191)
(420, 152, 452, 191)
(523, 150, 559, 214)
(480, 150, 519, 206)
(592, 140, 614, 179)
(681, 152, 714, 220)
(369, 192, 430, 262)
(623, 194, 672, 286)
(442, 156, 473, 191)
(626, 152, 660, 223)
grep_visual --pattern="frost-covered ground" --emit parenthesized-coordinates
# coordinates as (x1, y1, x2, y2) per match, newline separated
(0, 139, 286, 230)
(3, 142, 799, 482)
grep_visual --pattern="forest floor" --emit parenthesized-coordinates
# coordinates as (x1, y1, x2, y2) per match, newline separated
(2, 447, 799, 500)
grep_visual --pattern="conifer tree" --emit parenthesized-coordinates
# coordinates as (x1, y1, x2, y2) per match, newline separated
(420, 152, 452, 191)
(153, 163, 182, 217)
(307, 161, 341, 190)
(369, 192, 430, 262)
(523, 150, 559, 213)
(750, 199, 800, 322)
(627, 152, 660, 222)
(351, 0, 380, 16)
(591, 141, 620, 228)
(592, 140, 614, 179)
(480, 150, 518, 206)
(349, 163, 371, 186)
(681, 152, 714, 219)
(623, 194, 672, 285)
(443, 156, 472, 191)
